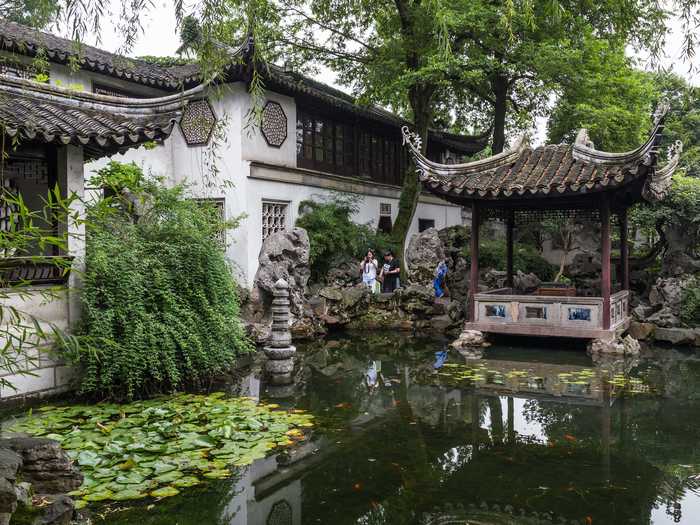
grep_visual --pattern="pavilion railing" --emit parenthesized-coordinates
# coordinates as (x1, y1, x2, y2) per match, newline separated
(0, 256, 73, 287)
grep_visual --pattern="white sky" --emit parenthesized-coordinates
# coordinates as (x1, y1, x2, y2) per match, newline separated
(80, 0, 699, 145)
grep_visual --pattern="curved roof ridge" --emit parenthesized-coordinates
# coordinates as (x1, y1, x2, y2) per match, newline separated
(644, 140, 684, 201)
(0, 75, 205, 114)
(401, 125, 528, 177)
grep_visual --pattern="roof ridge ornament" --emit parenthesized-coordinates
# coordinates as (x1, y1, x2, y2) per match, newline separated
(644, 139, 683, 202)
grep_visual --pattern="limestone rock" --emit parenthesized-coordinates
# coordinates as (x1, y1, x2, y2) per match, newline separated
(628, 321, 655, 340)
(33, 494, 73, 525)
(450, 329, 487, 350)
(325, 260, 361, 288)
(648, 276, 694, 323)
(319, 287, 343, 301)
(396, 285, 434, 314)
(252, 227, 311, 316)
(654, 327, 696, 345)
(0, 438, 82, 494)
(483, 270, 507, 290)
(406, 228, 446, 285)
(588, 338, 625, 355)
(646, 306, 681, 328)
(632, 304, 655, 321)
(0, 449, 21, 481)
(514, 271, 540, 293)
(622, 334, 641, 355)
(0, 478, 16, 515)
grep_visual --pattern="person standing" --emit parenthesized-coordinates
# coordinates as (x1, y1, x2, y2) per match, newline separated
(360, 249, 379, 292)
(379, 250, 401, 293)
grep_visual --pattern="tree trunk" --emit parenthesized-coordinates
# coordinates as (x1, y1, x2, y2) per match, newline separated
(391, 85, 432, 272)
(491, 75, 508, 154)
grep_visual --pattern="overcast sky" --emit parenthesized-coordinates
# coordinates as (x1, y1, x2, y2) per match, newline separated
(84, 0, 699, 144)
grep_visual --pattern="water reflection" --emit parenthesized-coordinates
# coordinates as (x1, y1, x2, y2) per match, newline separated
(97, 334, 700, 525)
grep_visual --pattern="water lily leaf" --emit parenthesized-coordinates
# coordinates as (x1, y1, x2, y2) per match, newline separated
(152, 460, 178, 475)
(203, 469, 230, 479)
(77, 451, 102, 468)
(150, 486, 180, 498)
(111, 488, 148, 501)
(154, 470, 184, 483)
(115, 472, 146, 485)
(83, 490, 113, 502)
(172, 476, 200, 488)
(74, 499, 88, 510)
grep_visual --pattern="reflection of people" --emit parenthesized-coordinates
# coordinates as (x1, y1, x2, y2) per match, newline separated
(360, 249, 379, 293)
(366, 360, 381, 392)
(433, 350, 448, 370)
(433, 260, 449, 298)
(379, 250, 401, 293)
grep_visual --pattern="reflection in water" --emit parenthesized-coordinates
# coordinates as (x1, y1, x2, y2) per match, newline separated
(94, 333, 700, 525)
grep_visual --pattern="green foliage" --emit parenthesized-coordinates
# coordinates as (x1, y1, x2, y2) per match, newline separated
(547, 40, 657, 151)
(464, 239, 556, 281)
(10, 393, 314, 505)
(681, 277, 700, 327)
(653, 73, 700, 177)
(68, 162, 251, 400)
(1, 0, 59, 28)
(295, 195, 394, 282)
(630, 174, 700, 255)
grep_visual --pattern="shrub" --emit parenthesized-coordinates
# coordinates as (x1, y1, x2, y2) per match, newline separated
(464, 239, 557, 281)
(681, 277, 700, 327)
(67, 162, 252, 400)
(295, 194, 394, 282)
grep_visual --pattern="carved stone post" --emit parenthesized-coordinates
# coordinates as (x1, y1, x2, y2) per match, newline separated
(264, 279, 296, 385)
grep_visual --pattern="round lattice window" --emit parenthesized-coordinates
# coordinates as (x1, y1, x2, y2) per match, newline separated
(261, 101, 288, 147)
(179, 99, 217, 146)
(266, 499, 292, 525)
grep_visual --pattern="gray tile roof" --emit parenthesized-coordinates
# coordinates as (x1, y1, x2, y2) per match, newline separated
(401, 103, 682, 204)
(0, 75, 196, 159)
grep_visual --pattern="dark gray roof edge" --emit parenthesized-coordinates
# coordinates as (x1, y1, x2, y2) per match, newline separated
(0, 20, 488, 153)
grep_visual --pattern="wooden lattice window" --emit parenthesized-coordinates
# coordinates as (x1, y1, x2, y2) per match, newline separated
(262, 201, 288, 241)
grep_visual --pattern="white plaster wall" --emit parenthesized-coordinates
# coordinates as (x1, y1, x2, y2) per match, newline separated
(239, 172, 462, 286)
(241, 92, 298, 167)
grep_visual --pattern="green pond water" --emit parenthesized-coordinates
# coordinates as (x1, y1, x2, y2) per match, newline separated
(6, 332, 700, 525)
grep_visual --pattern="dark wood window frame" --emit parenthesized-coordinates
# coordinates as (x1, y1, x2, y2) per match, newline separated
(296, 107, 408, 186)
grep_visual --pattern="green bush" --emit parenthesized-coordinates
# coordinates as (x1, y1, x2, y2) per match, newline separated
(67, 162, 252, 400)
(681, 277, 700, 327)
(295, 195, 395, 282)
(464, 239, 557, 281)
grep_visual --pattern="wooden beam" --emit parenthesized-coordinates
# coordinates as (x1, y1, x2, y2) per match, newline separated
(619, 207, 629, 292)
(506, 210, 514, 288)
(601, 196, 611, 330)
(469, 202, 480, 321)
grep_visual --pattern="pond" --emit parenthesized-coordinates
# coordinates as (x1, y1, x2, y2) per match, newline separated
(8, 332, 700, 524)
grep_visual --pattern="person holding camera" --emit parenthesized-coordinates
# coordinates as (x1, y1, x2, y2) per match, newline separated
(360, 249, 379, 293)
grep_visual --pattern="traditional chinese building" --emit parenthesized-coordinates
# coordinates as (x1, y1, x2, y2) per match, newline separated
(0, 20, 488, 288)
(402, 107, 682, 341)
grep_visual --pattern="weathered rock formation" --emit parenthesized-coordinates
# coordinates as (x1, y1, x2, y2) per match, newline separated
(252, 228, 311, 317)
(405, 228, 446, 285)
(0, 437, 81, 525)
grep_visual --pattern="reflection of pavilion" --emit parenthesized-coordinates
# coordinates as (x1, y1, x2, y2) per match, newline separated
(216, 348, 683, 525)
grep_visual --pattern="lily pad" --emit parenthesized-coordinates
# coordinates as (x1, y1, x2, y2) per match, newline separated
(150, 486, 180, 498)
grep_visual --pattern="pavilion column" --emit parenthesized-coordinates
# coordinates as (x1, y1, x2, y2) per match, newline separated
(506, 210, 514, 289)
(619, 207, 629, 292)
(469, 202, 480, 322)
(600, 196, 611, 330)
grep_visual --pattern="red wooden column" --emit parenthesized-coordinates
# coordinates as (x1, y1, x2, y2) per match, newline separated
(505, 210, 514, 289)
(619, 207, 629, 292)
(469, 202, 480, 322)
(601, 196, 611, 330)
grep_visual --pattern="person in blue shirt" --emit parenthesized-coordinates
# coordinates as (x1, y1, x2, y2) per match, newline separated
(433, 260, 449, 298)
